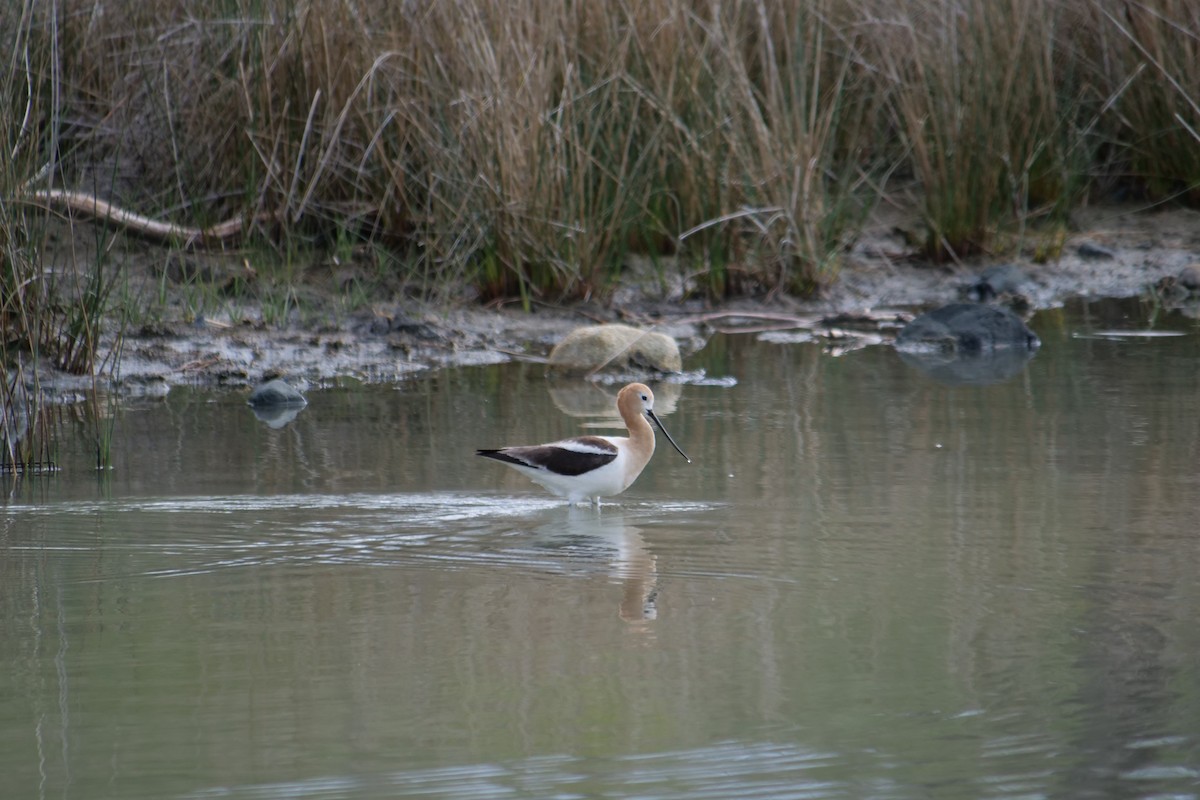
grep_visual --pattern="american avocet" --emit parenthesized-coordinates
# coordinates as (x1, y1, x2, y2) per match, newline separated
(477, 382, 690, 506)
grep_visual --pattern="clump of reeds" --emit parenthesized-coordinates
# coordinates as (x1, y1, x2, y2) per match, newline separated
(24, 0, 885, 302)
(2, 1, 124, 472)
(1087, 0, 1200, 203)
(3, 1, 117, 376)
(658, 1, 883, 294)
(869, 0, 1080, 260)
(9, 0, 1200, 307)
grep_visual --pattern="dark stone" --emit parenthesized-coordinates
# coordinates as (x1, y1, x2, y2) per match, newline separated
(248, 378, 307, 407)
(356, 307, 440, 340)
(1077, 241, 1115, 260)
(962, 264, 1031, 302)
(896, 303, 1040, 353)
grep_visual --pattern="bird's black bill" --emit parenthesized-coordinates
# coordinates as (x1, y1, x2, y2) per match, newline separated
(646, 409, 691, 463)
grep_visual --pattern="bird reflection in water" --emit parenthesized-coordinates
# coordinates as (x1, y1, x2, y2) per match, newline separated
(536, 506, 659, 629)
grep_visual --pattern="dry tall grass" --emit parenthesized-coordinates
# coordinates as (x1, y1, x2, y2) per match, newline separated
(5, 0, 1200, 304)
(2, 0, 113, 375)
(872, 0, 1075, 260)
(1089, 0, 1200, 204)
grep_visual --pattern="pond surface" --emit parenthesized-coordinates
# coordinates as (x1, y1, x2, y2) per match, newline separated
(4, 301, 1200, 799)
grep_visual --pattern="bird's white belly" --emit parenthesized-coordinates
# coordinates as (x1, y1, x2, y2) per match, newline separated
(527, 447, 631, 500)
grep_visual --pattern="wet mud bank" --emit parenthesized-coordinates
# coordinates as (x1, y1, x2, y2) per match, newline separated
(37, 204, 1200, 395)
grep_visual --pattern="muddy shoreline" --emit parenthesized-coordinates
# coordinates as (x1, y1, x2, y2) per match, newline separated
(39, 204, 1200, 395)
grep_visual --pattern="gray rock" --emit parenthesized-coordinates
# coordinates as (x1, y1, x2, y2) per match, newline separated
(896, 303, 1040, 353)
(548, 324, 682, 373)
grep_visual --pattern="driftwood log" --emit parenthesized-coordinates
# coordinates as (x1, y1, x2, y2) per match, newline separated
(18, 188, 277, 248)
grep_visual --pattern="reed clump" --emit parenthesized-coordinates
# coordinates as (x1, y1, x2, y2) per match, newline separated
(1086, 0, 1200, 204)
(5, 0, 1200, 311)
(871, 0, 1077, 260)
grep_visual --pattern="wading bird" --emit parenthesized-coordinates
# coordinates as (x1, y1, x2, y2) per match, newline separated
(477, 382, 690, 506)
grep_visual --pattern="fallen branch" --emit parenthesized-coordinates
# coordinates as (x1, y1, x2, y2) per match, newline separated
(16, 188, 277, 248)
(675, 309, 821, 328)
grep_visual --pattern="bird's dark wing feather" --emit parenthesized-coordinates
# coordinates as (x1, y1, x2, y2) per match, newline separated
(477, 436, 618, 476)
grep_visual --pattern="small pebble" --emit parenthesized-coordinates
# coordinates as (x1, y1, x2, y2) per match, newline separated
(1077, 241, 1115, 260)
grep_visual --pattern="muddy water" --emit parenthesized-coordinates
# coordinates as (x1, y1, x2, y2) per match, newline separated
(4, 302, 1200, 799)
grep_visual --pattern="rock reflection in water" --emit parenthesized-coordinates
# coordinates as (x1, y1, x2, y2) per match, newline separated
(249, 403, 306, 429)
(548, 381, 681, 425)
(896, 346, 1038, 385)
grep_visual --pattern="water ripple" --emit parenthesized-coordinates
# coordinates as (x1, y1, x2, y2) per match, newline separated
(181, 740, 868, 800)
(5, 493, 724, 580)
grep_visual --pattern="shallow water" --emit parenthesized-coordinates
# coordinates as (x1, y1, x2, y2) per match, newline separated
(4, 300, 1200, 799)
